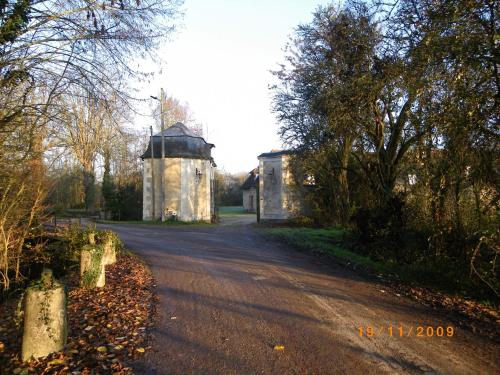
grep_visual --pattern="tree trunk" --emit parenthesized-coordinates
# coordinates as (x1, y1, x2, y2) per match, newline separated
(83, 167, 95, 213)
(336, 140, 351, 224)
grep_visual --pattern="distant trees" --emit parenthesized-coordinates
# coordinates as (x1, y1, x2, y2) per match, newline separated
(151, 93, 204, 136)
(215, 171, 245, 207)
(272, 1, 499, 296)
(100, 129, 144, 221)
(56, 92, 113, 211)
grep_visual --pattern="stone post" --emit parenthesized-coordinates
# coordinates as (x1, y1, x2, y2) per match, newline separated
(22, 269, 67, 361)
(80, 245, 105, 288)
(88, 231, 95, 245)
(102, 238, 116, 265)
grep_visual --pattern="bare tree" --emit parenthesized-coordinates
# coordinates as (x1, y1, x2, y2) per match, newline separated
(0, 0, 182, 290)
(151, 93, 204, 136)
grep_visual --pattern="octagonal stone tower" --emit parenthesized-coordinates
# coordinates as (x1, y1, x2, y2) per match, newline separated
(141, 122, 216, 222)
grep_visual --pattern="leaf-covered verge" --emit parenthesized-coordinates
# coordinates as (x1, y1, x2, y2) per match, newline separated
(0, 253, 156, 374)
(264, 227, 499, 342)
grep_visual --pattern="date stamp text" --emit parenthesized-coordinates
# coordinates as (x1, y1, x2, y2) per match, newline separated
(358, 325, 454, 338)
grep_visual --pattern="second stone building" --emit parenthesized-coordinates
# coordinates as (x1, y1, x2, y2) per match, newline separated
(258, 150, 306, 221)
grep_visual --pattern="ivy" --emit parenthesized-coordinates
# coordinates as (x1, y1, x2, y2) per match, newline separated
(97, 229, 123, 253)
(25, 269, 66, 342)
(0, 0, 31, 45)
(80, 245, 105, 289)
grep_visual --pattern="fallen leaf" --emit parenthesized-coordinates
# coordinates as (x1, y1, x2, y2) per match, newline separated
(0, 253, 155, 374)
(48, 358, 66, 366)
(274, 345, 285, 351)
(136, 347, 145, 353)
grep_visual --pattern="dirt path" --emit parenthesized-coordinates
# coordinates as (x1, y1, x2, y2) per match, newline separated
(99, 222, 498, 375)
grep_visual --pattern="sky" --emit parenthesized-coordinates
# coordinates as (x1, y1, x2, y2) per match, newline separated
(135, 0, 334, 173)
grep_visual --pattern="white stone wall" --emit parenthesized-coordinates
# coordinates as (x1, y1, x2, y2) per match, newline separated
(258, 154, 302, 220)
(143, 157, 213, 222)
(179, 158, 212, 221)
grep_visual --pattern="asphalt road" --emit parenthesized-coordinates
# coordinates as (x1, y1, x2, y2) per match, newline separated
(99, 220, 498, 375)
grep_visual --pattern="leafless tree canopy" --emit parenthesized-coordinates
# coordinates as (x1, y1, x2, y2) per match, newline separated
(0, 0, 183, 291)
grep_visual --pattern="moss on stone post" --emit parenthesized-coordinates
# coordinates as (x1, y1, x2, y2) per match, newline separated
(88, 231, 96, 245)
(80, 245, 105, 288)
(22, 269, 68, 361)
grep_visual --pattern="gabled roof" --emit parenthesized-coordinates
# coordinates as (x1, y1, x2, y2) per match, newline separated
(241, 168, 259, 190)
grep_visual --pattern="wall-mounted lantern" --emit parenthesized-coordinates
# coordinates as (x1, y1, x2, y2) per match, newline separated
(195, 168, 202, 183)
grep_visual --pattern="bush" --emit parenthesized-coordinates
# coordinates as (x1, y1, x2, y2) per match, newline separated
(351, 194, 408, 261)
(96, 230, 123, 253)
(287, 215, 315, 227)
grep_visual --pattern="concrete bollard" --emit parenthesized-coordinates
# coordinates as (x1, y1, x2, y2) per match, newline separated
(80, 245, 105, 288)
(88, 231, 96, 245)
(22, 269, 67, 361)
(102, 239, 116, 265)
(99, 230, 119, 265)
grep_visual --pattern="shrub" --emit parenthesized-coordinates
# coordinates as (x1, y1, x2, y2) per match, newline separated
(287, 215, 315, 227)
(96, 230, 123, 253)
(351, 194, 408, 261)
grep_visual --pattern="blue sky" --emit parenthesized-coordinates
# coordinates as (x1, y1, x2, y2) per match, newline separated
(137, 0, 335, 173)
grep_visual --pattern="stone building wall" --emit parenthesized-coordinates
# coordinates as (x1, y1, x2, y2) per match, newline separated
(142, 158, 212, 221)
(243, 188, 257, 212)
(258, 153, 303, 221)
(179, 158, 212, 221)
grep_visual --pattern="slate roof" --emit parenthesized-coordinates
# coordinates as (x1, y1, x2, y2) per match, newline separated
(141, 122, 215, 160)
(241, 168, 259, 190)
(155, 122, 196, 137)
(257, 149, 293, 158)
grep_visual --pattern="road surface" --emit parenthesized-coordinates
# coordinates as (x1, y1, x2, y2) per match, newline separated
(99, 221, 498, 375)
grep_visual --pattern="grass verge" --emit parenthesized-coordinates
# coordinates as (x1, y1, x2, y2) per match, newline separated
(264, 227, 395, 274)
(264, 227, 498, 300)
(218, 206, 254, 216)
(264, 226, 499, 337)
